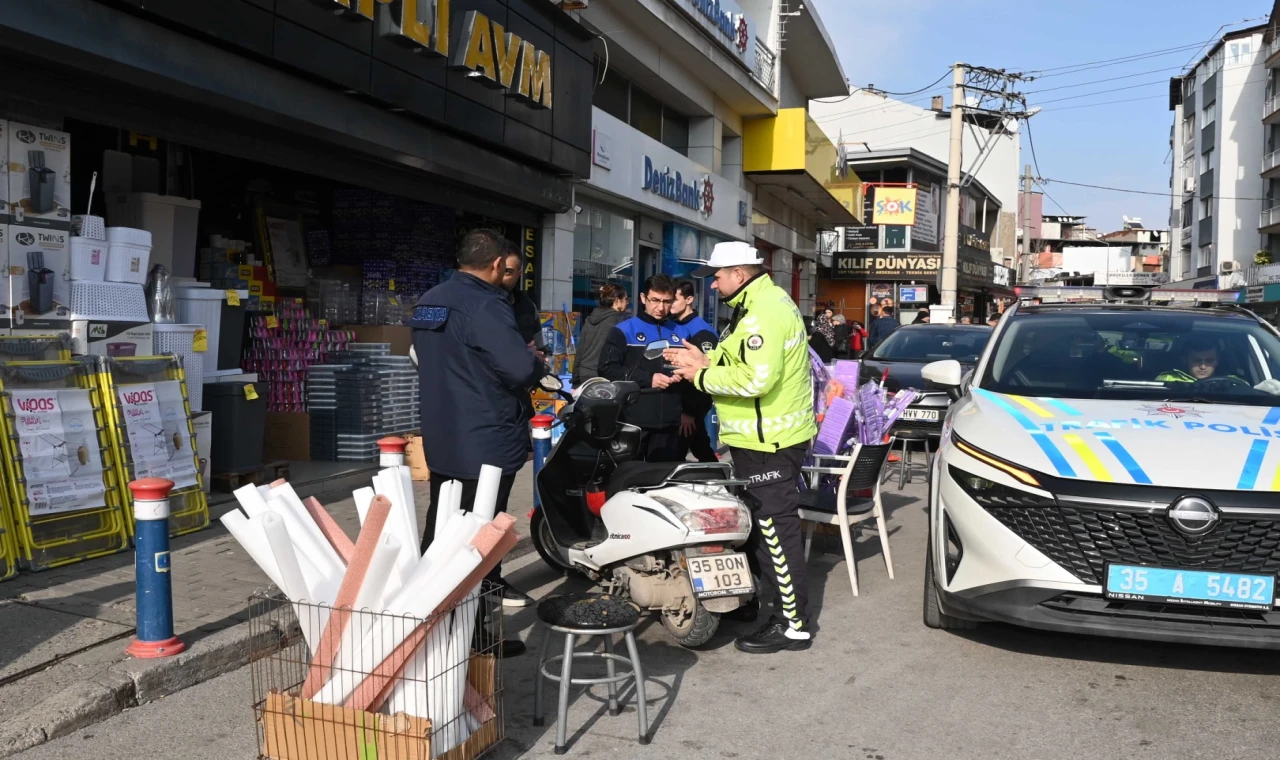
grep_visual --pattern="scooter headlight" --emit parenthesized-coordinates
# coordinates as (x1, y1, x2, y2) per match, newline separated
(650, 495, 751, 535)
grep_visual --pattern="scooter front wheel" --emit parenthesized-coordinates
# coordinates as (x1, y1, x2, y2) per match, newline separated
(661, 599, 719, 648)
(530, 509, 574, 576)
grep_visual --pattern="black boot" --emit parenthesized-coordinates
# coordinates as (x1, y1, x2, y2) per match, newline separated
(733, 617, 812, 654)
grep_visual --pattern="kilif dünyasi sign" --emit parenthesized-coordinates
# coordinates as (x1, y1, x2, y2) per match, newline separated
(643, 156, 714, 217)
(315, 0, 553, 109)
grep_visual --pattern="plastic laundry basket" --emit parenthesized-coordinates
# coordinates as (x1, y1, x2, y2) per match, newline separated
(105, 227, 152, 284)
(70, 237, 107, 281)
(176, 287, 244, 377)
(154, 324, 205, 411)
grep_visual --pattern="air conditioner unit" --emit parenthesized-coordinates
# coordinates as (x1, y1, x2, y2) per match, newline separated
(1183, 176, 1196, 193)
(1220, 260, 1241, 276)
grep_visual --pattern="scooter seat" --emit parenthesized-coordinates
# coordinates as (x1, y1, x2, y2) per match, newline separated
(606, 461, 685, 498)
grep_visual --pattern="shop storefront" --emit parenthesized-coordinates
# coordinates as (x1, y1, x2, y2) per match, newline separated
(957, 248, 1015, 323)
(825, 251, 942, 325)
(0, 0, 596, 575)
(1245, 283, 1280, 327)
(571, 107, 750, 325)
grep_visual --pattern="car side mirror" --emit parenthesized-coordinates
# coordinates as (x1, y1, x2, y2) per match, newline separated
(643, 340, 671, 360)
(922, 359, 964, 400)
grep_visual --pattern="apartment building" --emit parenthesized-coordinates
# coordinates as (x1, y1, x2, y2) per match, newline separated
(548, 0, 857, 322)
(1168, 24, 1267, 287)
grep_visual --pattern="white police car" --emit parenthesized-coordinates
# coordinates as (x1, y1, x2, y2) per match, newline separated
(921, 289, 1280, 648)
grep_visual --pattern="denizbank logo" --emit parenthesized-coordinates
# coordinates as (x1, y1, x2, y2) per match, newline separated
(643, 157, 712, 217)
(689, 0, 751, 54)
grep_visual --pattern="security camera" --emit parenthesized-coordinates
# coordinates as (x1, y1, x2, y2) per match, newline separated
(573, 204, 583, 215)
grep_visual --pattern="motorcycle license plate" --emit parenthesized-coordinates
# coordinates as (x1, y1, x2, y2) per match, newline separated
(685, 552, 753, 599)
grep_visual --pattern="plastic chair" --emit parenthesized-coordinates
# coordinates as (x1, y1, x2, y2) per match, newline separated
(798, 442, 895, 597)
(533, 593, 649, 754)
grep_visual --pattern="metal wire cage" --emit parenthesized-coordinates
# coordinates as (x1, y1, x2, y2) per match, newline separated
(249, 583, 506, 760)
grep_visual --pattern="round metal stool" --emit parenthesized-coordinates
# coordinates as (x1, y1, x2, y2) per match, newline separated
(532, 592, 649, 754)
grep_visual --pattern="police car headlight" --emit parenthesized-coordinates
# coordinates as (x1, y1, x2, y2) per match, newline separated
(952, 435, 1040, 487)
(948, 466, 1053, 508)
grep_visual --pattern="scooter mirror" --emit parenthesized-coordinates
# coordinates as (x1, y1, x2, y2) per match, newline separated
(643, 340, 671, 360)
(538, 374, 564, 392)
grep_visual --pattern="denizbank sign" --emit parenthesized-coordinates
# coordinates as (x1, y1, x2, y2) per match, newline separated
(684, 0, 755, 61)
(314, 0, 553, 109)
(643, 157, 713, 217)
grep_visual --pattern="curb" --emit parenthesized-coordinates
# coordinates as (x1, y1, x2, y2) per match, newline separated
(0, 533, 535, 757)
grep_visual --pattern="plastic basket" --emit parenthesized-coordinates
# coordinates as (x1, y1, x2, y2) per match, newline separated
(106, 241, 151, 284)
(72, 214, 106, 240)
(70, 237, 108, 282)
(175, 287, 227, 378)
(69, 281, 149, 321)
(154, 324, 205, 411)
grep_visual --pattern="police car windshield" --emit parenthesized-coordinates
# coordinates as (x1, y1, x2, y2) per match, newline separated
(871, 326, 991, 363)
(980, 309, 1280, 405)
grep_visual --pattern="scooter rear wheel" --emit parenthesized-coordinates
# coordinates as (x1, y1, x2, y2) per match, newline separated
(530, 509, 574, 575)
(661, 599, 719, 648)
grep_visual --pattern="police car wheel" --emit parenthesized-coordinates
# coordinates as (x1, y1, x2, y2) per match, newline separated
(530, 510, 573, 575)
(923, 542, 978, 631)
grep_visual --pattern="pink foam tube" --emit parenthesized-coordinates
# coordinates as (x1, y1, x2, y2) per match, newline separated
(303, 496, 355, 565)
(350, 514, 518, 713)
(301, 495, 392, 698)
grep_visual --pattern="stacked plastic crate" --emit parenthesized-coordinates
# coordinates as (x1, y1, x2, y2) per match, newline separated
(306, 344, 420, 463)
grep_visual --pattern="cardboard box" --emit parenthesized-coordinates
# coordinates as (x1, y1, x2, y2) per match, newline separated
(9, 123, 71, 230)
(192, 411, 212, 493)
(405, 435, 430, 481)
(350, 325, 413, 356)
(264, 411, 310, 461)
(9, 225, 71, 323)
(260, 654, 497, 760)
(69, 320, 153, 357)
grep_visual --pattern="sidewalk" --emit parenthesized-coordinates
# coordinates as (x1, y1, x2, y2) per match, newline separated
(0, 463, 536, 757)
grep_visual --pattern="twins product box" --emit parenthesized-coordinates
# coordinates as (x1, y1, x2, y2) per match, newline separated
(8, 123, 70, 230)
(8, 224, 71, 324)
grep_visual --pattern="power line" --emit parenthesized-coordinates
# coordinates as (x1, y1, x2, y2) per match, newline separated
(811, 93, 938, 123)
(1038, 177, 1272, 201)
(872, 70, 953, 96)
(1033, 78, 1172, 106)
(1023, 120, 1068, 214)
(1039, 93, 1169, 112)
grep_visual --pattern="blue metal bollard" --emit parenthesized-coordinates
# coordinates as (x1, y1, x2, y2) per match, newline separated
(532, 414, 554, 509)
(126, 478, 185, 658)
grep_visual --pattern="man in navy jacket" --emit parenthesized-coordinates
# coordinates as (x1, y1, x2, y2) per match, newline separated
(671, 278, 719, 462)
(412, 229, 544, 631)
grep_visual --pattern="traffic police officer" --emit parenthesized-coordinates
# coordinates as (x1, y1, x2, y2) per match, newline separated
(667, 241, 819, 654)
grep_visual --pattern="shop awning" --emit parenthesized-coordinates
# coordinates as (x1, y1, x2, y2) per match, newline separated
(743, 109, 861, 226)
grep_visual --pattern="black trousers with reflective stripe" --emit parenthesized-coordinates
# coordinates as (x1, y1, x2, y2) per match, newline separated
(730, 443, 811, 631)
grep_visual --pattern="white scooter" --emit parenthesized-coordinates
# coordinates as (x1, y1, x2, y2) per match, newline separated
(531, 359, 756, 648)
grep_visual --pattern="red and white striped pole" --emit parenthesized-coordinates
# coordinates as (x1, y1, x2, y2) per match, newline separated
(377, 436, 408, 467)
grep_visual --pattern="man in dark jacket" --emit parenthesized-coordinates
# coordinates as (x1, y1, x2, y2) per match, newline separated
(412, 229, 544, 626)
(671, 279, 718, 462)
(502, 245, 542, 346)
(599, 274, 687, 462)
(867, 304, 901, 349)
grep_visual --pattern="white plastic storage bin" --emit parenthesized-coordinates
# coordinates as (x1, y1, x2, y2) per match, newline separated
(69, 237, 107, 281)
(175, 286, 236, 378)
(69, 281, 150, 321)
(105, 227, 151, 284)
(154, 323, 205, 411)
(104, 193, 201, 276)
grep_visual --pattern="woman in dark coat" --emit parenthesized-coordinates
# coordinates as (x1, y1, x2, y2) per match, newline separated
(572, 284, 630, 386)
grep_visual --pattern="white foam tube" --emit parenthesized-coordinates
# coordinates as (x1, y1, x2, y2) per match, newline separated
(472, 465, 502, 522)
(397, 465, 419, 539)
(324, 532, 404, 703)
(375, 469, 423, 577)
(353, 487, 375, 526)
(220, 510, 284, 589)
(257, 484, 274, 501)
(311, 546, 482, 706)
(262, 512, 325, 654)
(234, 482, 271, 518)
(265, 496, 343, 605)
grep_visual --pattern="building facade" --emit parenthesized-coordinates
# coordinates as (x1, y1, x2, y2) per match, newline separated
(543, 0, 856, 324)
(1169, 25, 1267, 287)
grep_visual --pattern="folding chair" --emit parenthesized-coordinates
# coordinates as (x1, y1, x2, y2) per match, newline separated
(798, 442, 895, 597)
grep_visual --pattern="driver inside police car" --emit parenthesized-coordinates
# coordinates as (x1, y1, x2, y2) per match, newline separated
(1157, 338, 1231, 384)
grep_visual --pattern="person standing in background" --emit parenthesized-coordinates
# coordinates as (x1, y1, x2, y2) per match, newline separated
(412, 230, 543, 645)
(502, 243, 542, 346)
(916, 308, 931, 325)
(867, 304, 901, 349)
(573, 283, 630, 386)
(671, 278, 719, 462)
(598, 274, 688, 462)
(832, 314, 852, 359)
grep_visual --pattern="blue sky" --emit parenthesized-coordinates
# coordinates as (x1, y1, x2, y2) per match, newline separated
(814, 0, 1273, 233)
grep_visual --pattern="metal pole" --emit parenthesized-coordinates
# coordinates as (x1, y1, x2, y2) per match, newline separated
(940, 62, 965, 321)
(377, 436, 408, 467)
(1020, 163, 1033, 285)
(126, 478, 185, 659)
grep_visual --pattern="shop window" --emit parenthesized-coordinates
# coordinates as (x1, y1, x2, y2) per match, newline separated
(630, 86, 663, 143)
(572, 202, 635, 317)
(594, 66, 629, 124)
(662, 109, 689, 156)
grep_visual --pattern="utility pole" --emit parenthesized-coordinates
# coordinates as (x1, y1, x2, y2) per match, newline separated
(1020, 163, 1033, 285)
(940, 62, 965, 322)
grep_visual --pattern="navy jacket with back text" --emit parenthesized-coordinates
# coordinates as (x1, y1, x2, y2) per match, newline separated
(412, 272, 543, 480)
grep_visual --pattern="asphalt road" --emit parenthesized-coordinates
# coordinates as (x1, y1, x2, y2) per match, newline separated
(17, 477, 1280, 760)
